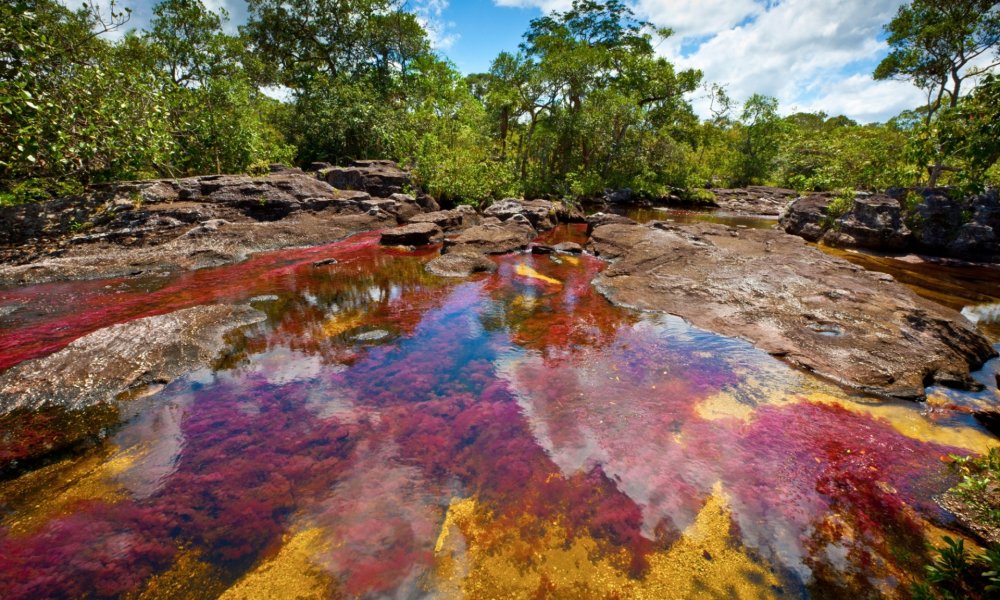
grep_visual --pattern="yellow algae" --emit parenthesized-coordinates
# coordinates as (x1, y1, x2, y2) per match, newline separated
(693, 373, 997, 455)
(515, 263, 562, 286)
(220, 527, 338, 600)
(0, 444, 143, 536)
(429, 489, 782, 599)
(695, 390, 756, 422)
(800, 391, 997, 455)
(560, 255, 580, 266)
(319, 312, 365, 338)
(130, 547, 229, 600)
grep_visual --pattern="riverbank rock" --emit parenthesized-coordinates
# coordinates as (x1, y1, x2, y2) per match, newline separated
(586, 212, 637, 235)
(443, 222, 537, 255)
(409, 205, 481, 231)
(425, 252, 498, 278)
(782, 189, 1000, 262)
(380, 222, 443, 246)
(0, 305, 265, 414)
(0, 170, 428, 285)
(711, 187, 798, 216)
(590, 221, 996, 399)
(318, 160, 412, 198)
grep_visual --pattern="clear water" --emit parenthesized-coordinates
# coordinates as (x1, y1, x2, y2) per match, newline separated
(0, 226, 997, 599)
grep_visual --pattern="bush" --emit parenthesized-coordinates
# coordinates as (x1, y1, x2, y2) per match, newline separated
(0, 178, 84, 206)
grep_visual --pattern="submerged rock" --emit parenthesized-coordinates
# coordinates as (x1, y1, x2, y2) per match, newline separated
(0, 304, 265, 413)
(590, 222, 996, 399)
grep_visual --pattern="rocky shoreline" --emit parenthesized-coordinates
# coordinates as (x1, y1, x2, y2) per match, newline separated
(1, 166, 997, 478)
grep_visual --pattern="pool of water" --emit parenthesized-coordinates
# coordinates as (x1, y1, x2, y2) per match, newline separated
(615, 206, 779, 230)
(0, 226, 997, 598)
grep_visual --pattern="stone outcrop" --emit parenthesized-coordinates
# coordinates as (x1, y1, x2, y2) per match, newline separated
(409, 205, 481, 231)
(482, 198, 585, 231)
(0, 305, 265, 414)
(425, 252, 498, 278)
(380, 222, 443, 246)
(590, 221, 996, 399)
(710, 187, 798, 216)
(782, 189, 1000, 262)
(585, 212, 637, 235)
(443, 222, 537, 255)
(318, 160, 412, 198)
(0, 169, 440, 286)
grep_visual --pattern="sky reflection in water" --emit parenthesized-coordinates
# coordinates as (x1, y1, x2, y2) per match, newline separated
(0, 226, 997, 599)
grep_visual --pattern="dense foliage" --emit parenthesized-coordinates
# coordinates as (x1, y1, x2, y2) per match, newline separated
(2, 0, 999, 206)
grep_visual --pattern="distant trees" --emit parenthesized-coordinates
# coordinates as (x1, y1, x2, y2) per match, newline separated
(2, 0, 997, 206)
(875, 0, 1000, 186)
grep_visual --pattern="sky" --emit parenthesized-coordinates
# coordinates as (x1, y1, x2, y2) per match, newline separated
(91, 0, 929, 123)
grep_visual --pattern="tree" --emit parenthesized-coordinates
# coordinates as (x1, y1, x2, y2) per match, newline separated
(874, 0, 1000, 185)
(732, 94, 782, 186)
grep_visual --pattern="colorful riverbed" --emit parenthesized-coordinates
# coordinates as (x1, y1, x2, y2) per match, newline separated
(0, 225, 998, 598)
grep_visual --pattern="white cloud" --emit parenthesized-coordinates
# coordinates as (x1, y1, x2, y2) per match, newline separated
(493, 0, 928, 122)
(412, 0, 459, 50)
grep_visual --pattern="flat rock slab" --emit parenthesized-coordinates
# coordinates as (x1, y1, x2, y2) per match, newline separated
(409, 206, 481, 231)
(443, 222, 536, 255)
(0, 304, 265, 414)
(425, 252, 498, 278)
(590, 222, 996, 399)
(380, 222, 443, 246)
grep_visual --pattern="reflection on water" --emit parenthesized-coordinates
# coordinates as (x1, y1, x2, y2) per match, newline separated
(0, 226, 997, 598)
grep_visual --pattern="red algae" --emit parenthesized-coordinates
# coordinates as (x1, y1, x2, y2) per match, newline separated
(0, 229, 992, 598)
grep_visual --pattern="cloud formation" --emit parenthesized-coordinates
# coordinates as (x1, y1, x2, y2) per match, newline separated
(496, 0, 926, 122)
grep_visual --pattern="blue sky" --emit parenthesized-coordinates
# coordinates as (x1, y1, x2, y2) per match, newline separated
(93, 0, 930, 122)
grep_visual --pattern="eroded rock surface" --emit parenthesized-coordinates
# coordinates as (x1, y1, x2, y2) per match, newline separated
(0, 170, 424, 285)
(782, 189, 1000, 261)
(443, 221, 537, 255)
(590, 221, 996, 399)
(0, 305, 265, 414)
(380, 222, 443, 246)
(409, 205, 481, 231)
(318, 160, 411, 198)
(425, 252, 498, 278)
(710, 187, 798, 216)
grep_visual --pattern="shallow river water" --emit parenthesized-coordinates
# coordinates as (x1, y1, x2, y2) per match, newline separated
(0, 223, 998, 598)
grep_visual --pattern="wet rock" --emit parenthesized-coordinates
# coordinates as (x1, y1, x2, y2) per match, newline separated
(312, 258, 339, 267)
(352, 329, 391, 342)
(409, 205, 481, 231)
(319, 160, 412, 198)
(553, 241, 584, 254)
(530, 244, 555, 254)
(585, 212, 638, 235)
(0, 305, 266, 413)
(380, 222, 443, 246)
(443, 221, 536, 255)
(591, 221, 996, 399)
(426, 252, 498, 278)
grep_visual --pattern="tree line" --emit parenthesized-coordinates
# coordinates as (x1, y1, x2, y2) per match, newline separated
(1, 0, 998, 206)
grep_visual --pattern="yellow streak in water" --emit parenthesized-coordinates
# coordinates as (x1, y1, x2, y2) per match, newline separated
(220, 527, 337, 600)
(131, 547, 228, 600)
(560, 255, 580, 266)
(0, 444, 142, 536)
(430, 485, 782, 599)
(515, 263, 562, 286)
